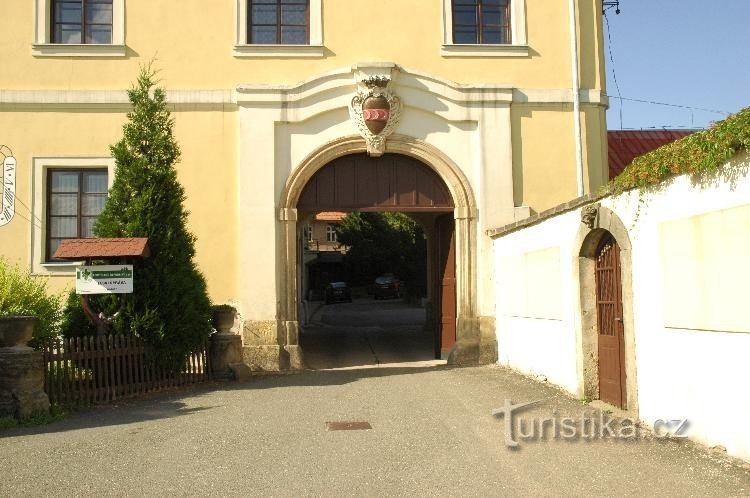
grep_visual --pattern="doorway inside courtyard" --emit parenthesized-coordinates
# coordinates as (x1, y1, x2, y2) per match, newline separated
(295, 153, 457, 369)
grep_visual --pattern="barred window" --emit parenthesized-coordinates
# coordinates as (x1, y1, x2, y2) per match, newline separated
(452, 0, 512, 44)
(47, 169, 108, 260)
(248, 0, 309, 44)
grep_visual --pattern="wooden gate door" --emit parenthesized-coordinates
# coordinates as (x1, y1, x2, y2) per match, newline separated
(595, 234, 627, 408)
(436, 215, 456, 359)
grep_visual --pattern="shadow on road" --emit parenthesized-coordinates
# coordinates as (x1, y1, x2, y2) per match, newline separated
(2, 299, 442, 437)
(0, 364, 452, 437)
(232, 364, 454, 390)
(0, 394, 219, 438)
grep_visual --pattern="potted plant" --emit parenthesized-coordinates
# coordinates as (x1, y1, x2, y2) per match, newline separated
(0, 316, 36, 348)
(211, 305, 236, 334)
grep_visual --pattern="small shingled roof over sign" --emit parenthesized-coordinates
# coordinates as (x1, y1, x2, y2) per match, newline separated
(53, 238, 150, 260)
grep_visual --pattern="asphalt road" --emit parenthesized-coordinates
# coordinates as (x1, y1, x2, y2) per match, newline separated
(2, 300, 749, 496)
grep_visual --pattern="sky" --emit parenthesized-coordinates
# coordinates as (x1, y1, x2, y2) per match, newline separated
(602, 0, 750, 130)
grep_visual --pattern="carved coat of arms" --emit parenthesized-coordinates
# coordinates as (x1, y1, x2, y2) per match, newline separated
(349, 76, 402, 156)
(0, 146, 16, 227)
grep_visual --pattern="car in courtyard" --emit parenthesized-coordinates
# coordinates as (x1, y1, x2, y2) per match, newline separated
(373, 274, 401, 299)
(324, 282, 353, 304)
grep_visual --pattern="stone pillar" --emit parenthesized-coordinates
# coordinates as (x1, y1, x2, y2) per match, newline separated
(280, 209, 304, 370)
(210, 333, 243, 380)
(283, 320, 304, 370)
(239, 208, 301, 373)
(0, 317, 50, 419)
(448, 210, 482, 366)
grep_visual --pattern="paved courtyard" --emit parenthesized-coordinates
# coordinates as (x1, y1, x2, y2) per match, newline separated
(301, 298, 439, 369)
(2, 300, 749, 496)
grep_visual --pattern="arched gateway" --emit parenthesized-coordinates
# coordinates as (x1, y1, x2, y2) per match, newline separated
(277, 136, 481, 369)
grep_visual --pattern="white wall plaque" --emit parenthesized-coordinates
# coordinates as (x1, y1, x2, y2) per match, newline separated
(76, 265, 134, 295)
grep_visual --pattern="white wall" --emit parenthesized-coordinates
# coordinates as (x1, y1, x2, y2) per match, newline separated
(495, 213, 581, 394)
(493, 152, 750, 461)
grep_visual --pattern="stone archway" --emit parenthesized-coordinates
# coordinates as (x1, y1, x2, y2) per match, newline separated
(278, 135, 480, 369)
(575, 205, 638, 415)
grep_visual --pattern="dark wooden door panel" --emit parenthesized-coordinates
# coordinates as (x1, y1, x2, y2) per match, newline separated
(355, 161, 378, 206)
(397, 163, 418, 206)
(375, 161, 393, 206)
(298, 153, 454, 212)
(596, 235, 626, 408)
(437, 216, 457, 357)
(336, 158, 357, 206)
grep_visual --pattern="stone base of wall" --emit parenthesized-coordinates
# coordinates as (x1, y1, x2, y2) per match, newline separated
(240, 320, 306, 372)
(448, 316, 480, 366)
(242, 320, 279, 346)
(240, 344, 306, 372)
(285, 345, 305, 370)
(0, 347, 50, 419)
(242, 345, 289, 372)
(479, 316, 498, 364)
(448, 316, 498, 366)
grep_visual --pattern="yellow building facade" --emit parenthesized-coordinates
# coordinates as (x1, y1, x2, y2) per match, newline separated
(0, 0, 609, 369)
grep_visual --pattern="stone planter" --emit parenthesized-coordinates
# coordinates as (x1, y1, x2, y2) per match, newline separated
(0, 316, 50, 418)
(212, 308, 236, 334)
(0, 316, 35, 348)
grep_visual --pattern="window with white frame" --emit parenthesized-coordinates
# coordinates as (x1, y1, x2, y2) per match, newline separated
(234, 0, 323, 57)
(33, 0, 126, 56)
(325, 224, 337, 243)
(248, 0, 309, 45)
(31, 157, 115, 274)
(441, 0, 527, 57)
(52, 0, 114, 44)
(46, 169, 108, 261)
(452, 0, 511, 44)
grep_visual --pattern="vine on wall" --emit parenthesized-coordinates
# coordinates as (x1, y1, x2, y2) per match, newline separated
(607, 106, 750, 195)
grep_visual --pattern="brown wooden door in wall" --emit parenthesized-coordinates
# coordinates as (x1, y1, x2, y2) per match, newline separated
(436, 215, 457, 358)
(595, 234, 627, 409)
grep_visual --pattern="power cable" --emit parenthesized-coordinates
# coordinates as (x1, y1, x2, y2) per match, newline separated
(604, 95, 730, 115)
(603, 12, 624, 130)
(602, 5, 730, 129)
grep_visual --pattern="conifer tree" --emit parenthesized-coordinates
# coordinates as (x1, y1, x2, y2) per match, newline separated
(94, 65, 212, 370)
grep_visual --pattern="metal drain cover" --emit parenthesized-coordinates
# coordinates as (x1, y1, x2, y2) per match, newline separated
(326, 421, 372, 431)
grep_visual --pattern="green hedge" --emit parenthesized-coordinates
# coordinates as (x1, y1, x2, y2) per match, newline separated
(0, 258, 62, 347)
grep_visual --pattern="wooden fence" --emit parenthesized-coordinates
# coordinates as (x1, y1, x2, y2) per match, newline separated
(41, 335, 212, 406)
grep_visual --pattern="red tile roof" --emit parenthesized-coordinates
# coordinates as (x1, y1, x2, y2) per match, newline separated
(53, 238, 150, 260)
(314, 211, 346, 222)
(608, 130, 695, 179)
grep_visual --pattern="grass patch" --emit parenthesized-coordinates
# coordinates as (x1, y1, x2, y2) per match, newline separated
(0, 416, 18, 430)
(0, 406, 68, 431)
